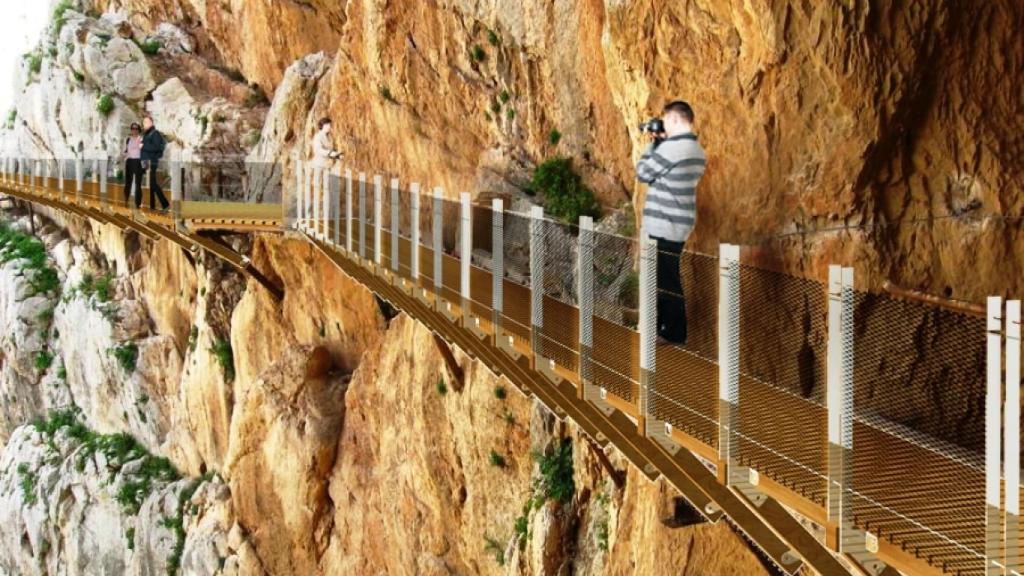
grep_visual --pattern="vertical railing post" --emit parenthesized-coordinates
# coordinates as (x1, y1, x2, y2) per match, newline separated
(290, 158, 302, 230)
(391, 178, 401, 274)
(987, 296, 1005, 575)
(30, 159, 37, 192)
(637, 231, 658, 436)
(57, 159, 64, 199)
(322, 168, 331, 241)
(460, 192, 472, 326)
(358, 172, 367, 259)
(1007, 300, 1021, 575)
(373, 175, 383, 268)
(75, 157, 83, 205)
(492, 199, 505, 346)
(344, 169, 353, 252)
(170, 156, 183, 230)
(411, 183, 421, 282)
(329, 167, 338, 245)
(718, 244, 741, 485)
(827, 265, 856, 552)
(577, 215, 594, 399)
(312, 167, 321, 238)
(433, 187, 443, 308)
(99, 157, 109, 211)
(529, 206, 545, 368)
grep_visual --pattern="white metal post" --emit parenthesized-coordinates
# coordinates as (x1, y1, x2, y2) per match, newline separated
(827, 265, 857, 553)
(460, 192, 472, 323)
(493, 199, 505, 342)
(1007, 300, 1021, 575)
(718, 244, 741, 485)
(170, 157, 183, 228)
(578, 215, 594, 399)
(987, 296, 1004, 576)
(321, 168, 330, 241)
(99, 157, 109, 211)
(358, 172, 367, 259)
(75, 157, 83, 204)
(411, 183, 421, 281)
(312, 167, 321, 238)
(373, 175, 383, 267)
(345, 169, 353, 252)
(391, 178, 401, 273)
(433, 187, 443, 305)
(332, 167, 341, 245)
(529, 205, 545, 366)
(638, 231, 658, 436)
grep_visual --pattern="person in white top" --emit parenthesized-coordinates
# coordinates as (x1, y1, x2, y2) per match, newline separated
(312, 117, 342, 169)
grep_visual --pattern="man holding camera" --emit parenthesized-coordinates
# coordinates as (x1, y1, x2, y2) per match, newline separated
(635, 101, 706, 346)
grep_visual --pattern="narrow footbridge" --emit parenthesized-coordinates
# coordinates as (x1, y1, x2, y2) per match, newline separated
(0, 157, 1019, 576)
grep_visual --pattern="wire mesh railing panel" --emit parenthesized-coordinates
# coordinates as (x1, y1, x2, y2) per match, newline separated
(469, 265, 493, 321)
(592, 231, 638, 328)
(441, 253, 461, 307)
(420, 244, 435, 285)
(540, 296, 579, 373)
(852, 291, 987, 453)
(541, 217, 579, 306)
(739, 265, 828, 404)
(503, 211, 531, 287)
(679, 250, 718, 361)
(334, 174, 348, 247)
(737, 373, 828, 504)
(473, 204, 493, 256)
(653, 348, 719, 447)
(502, 280, 532, 348)
(591, 317, 639, 405)
(381, 230, 393, 270)
(397, 236, 414, 281)
(419, 193, 435, 249)
(736, 265, 828, 503)
(851, 421, 985, 575)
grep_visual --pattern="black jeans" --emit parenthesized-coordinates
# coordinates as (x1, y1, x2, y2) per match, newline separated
(124, 159, 144, 207)
(655, 236, 687, 344)
(145, 159, 170, 210)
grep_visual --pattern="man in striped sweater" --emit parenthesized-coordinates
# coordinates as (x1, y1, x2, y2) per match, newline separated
(636, 101, 707, 346)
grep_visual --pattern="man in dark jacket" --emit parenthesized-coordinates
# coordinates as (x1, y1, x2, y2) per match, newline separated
(140, 115, 170, 211)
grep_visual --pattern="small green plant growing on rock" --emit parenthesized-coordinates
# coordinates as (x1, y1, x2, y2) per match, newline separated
(531, 156, 600, 225)
(5, 109, 15, 130)
(436, 377, 448, 396)
(187, 326, 198, 353)
(165, 472, 213, 576)
(489, 449, 506, 468)
(499, 90, 510, 105)
(17, 463, 38, 505)
(53, 0, 74, 35)
(471, 45, 486, 63)
(379, 86, 395, 103)
(57, 361, 67, 381)
(494, 385, 506, 400)
(109, 343, 139, 373)
(503, 411, 515, 425)
(35, 350, 54, 372)
(210, 339, 235, 382)
(483, 536, 505, 566)
(533, 437, 575, 504)
(96, 94, 115, 116)
(24, 52, 43, 76)
(487, 30, 500, 46)
(548, 129, 562, 146)
(0, 222, 61, 296)
(93, 272, 113, 302)
(136, 38, 162, 56)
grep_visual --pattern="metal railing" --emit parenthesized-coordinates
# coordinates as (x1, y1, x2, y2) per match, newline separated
(1, 155, 1019, 576)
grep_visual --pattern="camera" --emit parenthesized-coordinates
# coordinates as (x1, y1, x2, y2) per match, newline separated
(638, 118, 665, 135)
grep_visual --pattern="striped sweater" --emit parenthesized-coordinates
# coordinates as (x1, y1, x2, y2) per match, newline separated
(635, 133, 706, 243)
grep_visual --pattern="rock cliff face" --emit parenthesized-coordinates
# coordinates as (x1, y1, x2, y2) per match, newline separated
(0, 0, 1020, 574)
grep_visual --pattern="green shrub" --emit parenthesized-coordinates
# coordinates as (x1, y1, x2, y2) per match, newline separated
(494, 385, 506, 400)
(487, 30, 500, 46)
(533, 438, 574, 504)
(596, 518, 609, 551)
(36, 306, 54, 323)
(503, 411, 514, 425)
(489, 449, 506, 468)
(483, 536, 505, 566)
(490, 100, 501, 115)
(5, 109, 15, 130)
(471, 45, 486, 62)
(436, 378, 448, 396)
(379, 86, 395, 103)
(548, 129, 562, 146)
(187, 326, 198, 353)
(245, 129, 261, 147)
(53, 0, 74, 34)
(96, 94, 115, 116)
(94, 273, 113, 302)
(25, 52, 43, 75)
(0, 223, 60, 296)
(499, 90, 510, 104)
(531, 157, 599, 224)
(506, 108, 516, 120)
(73, 71, 85, 83)
(136, 39, 162, 56)
(17, 463, 38, 505)
(57, 361, 67, 381)
(166, 473, 212, 576)
(35, 350, 54, 372)
(109, 343, 139, 373)
(210, 339, 235, 382)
